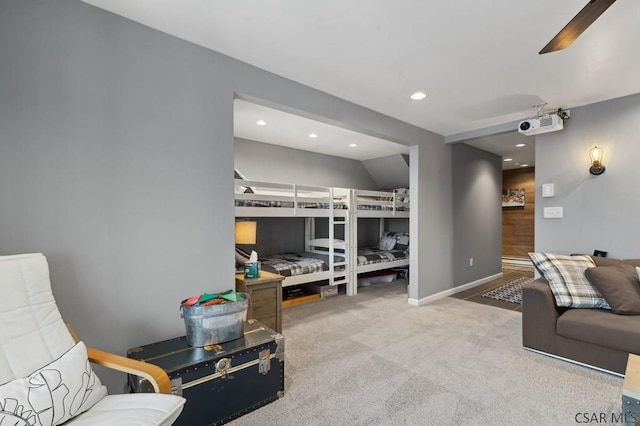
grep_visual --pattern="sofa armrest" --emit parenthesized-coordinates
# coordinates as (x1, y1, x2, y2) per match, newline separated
(522, 278, 560, 354)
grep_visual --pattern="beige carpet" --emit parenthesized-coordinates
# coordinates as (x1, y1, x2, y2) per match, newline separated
(230, 280, 622, 426)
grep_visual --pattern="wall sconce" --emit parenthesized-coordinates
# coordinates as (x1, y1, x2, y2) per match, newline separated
(235, 221, 257, 244)
(589, 146, 605, 176)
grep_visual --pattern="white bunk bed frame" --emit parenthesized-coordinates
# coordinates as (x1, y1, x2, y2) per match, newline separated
(349, 188, 410, 295)
(234, 179, 410, 297)
(235, 179, 352, 291)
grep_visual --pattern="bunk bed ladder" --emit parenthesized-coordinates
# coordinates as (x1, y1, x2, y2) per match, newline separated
(328, 188, 348, 289)
(348, 189, 357, 296)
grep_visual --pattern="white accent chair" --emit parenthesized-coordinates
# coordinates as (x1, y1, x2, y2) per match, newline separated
(0, 253, 185, 425)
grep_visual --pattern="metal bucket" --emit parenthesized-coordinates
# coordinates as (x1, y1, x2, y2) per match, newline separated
(180, 293, 250, 346)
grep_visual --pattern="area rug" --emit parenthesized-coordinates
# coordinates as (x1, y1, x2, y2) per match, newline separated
(481, 276, 533, 304)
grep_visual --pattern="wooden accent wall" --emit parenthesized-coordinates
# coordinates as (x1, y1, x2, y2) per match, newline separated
(502, 167, 535, 258)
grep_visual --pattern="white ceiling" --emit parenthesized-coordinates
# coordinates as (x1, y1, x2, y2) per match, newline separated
(82, 0, 640, 166)
(234, 99, 408, 161)
(465, 132, 534, 171)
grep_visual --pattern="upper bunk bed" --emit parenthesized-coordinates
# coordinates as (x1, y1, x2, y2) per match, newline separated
(235, 178, 350, 218)
(352, 188, 410, 218)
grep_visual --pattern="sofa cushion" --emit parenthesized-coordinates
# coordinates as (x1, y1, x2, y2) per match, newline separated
(591, 257, 640, 268)
(585, 265, 640, 315)
(557, 308, 640, 355)
(528, 253, 609, 309)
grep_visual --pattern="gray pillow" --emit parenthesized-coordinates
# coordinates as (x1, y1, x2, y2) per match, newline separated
(585, 264, 640, 315)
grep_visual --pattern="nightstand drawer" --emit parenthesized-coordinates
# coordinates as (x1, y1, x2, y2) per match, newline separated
(252, 297, 277, 318)
(252, 286, 278, 301)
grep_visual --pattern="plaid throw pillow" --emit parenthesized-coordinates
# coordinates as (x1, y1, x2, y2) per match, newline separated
(528, 253, 610, 309)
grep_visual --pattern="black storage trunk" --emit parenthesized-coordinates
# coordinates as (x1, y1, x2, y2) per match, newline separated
(127, 319, 284, 426)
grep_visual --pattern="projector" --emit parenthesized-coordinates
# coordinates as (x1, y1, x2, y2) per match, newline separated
(518, 114, 563, 136)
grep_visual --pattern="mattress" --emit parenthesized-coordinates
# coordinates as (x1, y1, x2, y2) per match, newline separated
(235, 200, 347, 209)
(356, 247, 409, 266)
(357, 204, 408, 211)
(260, 252, 337, 277)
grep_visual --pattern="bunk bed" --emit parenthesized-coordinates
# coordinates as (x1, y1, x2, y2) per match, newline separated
(348, 188, 410, 293)
(234, 178, 410, 297)
(234, 178, 351, 291)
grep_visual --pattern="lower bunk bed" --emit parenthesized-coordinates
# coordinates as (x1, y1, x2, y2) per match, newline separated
(235, 245, 348, 288)
(310, 231, 410, 295)
(235, 244, 348, 305)
(352, 232, 409, 292)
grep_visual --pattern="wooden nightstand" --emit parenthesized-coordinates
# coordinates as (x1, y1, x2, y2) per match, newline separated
(623, 354, 640, 425)
(235, 271, 284, 333)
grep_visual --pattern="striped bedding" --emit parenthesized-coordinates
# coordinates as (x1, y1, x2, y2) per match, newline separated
(260, 252, 330, 277)
(235, 200, 348, 209)
(357, 204, 409, 211)
(356, 248, 409, 266)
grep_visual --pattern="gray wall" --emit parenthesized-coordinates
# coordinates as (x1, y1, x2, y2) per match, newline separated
(452, 144, 503, 285)
(361, 154, 410, 189)
(1, 0, 452, 392)
(535, 93, 640, 258)
(235, 138, 377, 189)
(409, 143, 454, 302)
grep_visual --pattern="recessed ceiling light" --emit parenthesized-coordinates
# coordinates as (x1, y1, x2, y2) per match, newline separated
(516, 143, 527, 147)
(256, 120, 267, 126)
(504, 158, 513, 162)
(309, 133, 318, 138)
(521, 164, 529, 167)
(349, 143, 358, 148)
(410, 91, 427, 101)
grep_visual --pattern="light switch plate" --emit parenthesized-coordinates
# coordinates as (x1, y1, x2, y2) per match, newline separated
(542, 183, 554, 198)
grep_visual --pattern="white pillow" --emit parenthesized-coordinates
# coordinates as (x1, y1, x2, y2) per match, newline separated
(377, 236, 396, 251)
(0, 341, 106, 426)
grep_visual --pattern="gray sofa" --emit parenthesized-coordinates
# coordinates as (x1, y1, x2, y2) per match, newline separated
(522, 256, 640, 375)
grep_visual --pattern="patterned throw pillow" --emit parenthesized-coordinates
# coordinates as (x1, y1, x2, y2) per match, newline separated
(235, 247, 251, 266)
(528, 252, 609, 309)
(0, 341, 106, 426)
(381, 232, 410, 251)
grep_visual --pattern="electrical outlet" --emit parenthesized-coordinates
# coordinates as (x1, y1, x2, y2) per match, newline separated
(469, 258, 474, 267)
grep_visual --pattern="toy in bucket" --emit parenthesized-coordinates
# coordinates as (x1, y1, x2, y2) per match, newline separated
(180, 290, 250, 346)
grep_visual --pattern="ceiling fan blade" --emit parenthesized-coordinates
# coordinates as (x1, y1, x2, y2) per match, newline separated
(539, 0, 616, 54)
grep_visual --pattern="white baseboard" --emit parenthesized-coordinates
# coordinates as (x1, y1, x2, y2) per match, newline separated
(407, 272, 503, 306)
